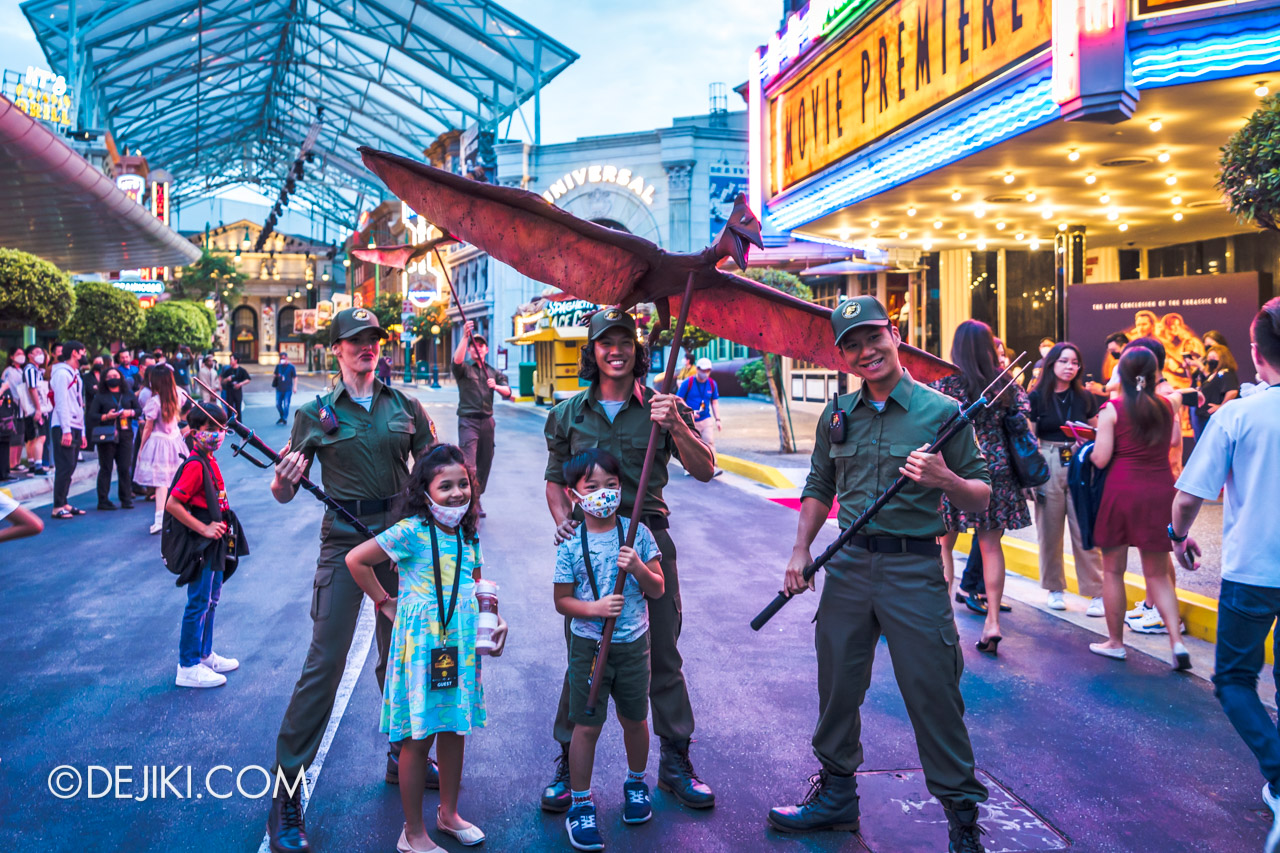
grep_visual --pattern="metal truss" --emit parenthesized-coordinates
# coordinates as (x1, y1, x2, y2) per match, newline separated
(21, 0, 576, 230)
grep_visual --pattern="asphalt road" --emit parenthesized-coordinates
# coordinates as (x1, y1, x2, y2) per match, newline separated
(0, 379, 1271, 852)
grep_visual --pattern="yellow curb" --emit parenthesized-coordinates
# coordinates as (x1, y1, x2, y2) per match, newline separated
(955, 532, 1270, 662)
(0, 487, 11, 500)
(717, 453, 795, 489)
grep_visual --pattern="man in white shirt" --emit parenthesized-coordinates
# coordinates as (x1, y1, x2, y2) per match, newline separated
(49, 340, 87, 519)
(1171, 297, 1280, 852)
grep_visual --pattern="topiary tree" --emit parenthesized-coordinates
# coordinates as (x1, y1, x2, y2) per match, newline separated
(645, 316, 714, 358)
(740, 267, 814, 453)
(62, 281, 144, 354)
(736, 358, 771, 395)
(1219, 93, 1280, 230)
(0, 248, 75, 330)
(139, 300, 213, 353)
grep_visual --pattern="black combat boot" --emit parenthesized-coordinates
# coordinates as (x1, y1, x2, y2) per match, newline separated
(768, 769, 860, 833)
(384, 744, 440, 789)
(657, 739, 715, 809)
(267, 788, 310, 853)
(945, 805, 987, 853)
(540, 742, 571, 813)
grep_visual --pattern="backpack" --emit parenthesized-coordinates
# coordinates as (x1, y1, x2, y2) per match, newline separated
(160, 453, 249, 585)
(1068, 443, 1109, 550)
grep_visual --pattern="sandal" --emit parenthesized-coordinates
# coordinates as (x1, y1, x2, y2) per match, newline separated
(68, 506, 87, 515)
(51, 509, 74, 519)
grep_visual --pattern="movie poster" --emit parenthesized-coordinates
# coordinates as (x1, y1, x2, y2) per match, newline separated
(1066, 273, 1267, 387)
(708, 163, 748, 244)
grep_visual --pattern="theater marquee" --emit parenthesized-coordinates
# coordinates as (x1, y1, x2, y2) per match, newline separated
(768, 0, 1052, 193)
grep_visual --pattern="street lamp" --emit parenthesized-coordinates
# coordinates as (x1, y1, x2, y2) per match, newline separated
(430, 323, 442, 389)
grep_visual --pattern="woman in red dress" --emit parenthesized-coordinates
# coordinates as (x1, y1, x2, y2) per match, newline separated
(1088, 347, 1191, 670)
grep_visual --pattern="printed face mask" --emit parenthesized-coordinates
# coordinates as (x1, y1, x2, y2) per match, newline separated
(573, 487, 622, 519)
(193, 431, 224, 452)
(428, 496, 469, 528)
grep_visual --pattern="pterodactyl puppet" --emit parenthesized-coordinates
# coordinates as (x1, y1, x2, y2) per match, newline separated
(355, 147, 955, 383)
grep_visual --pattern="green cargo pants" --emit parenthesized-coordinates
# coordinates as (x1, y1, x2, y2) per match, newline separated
(274, 510, 397, 776)
(812, 543, 988, 811)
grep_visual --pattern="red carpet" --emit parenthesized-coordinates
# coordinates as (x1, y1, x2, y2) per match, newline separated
(769, 496, 840, 518)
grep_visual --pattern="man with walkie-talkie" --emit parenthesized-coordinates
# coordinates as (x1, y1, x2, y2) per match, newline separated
(767, 296, 994, 853)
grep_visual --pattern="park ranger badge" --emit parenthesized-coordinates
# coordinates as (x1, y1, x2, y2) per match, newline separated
(841, 301, 861, 319)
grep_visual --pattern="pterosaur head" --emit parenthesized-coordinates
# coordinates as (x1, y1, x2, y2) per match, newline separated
(713, 193, 764, 270)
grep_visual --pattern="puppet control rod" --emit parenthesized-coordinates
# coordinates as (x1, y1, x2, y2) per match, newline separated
(189, 375, 375, 538)
(430, 244, 490, 384)
(584, 272, 697, 717)
(750, 354, 1032, 631)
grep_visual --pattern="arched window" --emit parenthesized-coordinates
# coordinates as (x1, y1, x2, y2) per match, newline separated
(231, 305, 258, 363)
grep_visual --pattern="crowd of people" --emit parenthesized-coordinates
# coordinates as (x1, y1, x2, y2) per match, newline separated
(2, 296, 1278, 853)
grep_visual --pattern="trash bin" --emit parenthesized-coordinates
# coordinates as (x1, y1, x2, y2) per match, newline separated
(519, 362, 536, 398)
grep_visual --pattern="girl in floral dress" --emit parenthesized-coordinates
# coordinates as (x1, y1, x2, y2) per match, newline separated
(931, 320, 1033, 655)
(134, 365, 187, 534)
(346, 444, 507, 853)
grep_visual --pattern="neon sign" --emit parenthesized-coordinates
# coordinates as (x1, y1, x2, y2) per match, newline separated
(116, 174, 146, 204)
(541, 166, 655, 206)
(113, 280, 165, 296)
(5, 66, 73, 128)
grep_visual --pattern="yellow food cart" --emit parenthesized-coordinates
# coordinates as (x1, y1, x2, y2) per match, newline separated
(508, 299, 595, 404)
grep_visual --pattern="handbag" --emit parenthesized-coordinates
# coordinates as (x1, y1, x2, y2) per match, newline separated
(1001, 407, 1050, 488)
(0, 392, 19, 440)
(91, 425, 119, 444)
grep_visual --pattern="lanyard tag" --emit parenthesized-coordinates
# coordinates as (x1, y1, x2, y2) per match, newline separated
(1058, 445, 1073, 467)
(828, 392, 847, 444)
(430, 647, 459, 690)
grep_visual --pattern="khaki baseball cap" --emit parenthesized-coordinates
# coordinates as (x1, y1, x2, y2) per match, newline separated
(831, 296, 890, 346)
(330, 307, 389, 345)
(587, 307, 637, 342)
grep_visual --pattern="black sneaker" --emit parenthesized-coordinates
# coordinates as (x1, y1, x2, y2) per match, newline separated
(541, 743, 572, 812)
(622, 779, 652, 824)
(946, 806, 986, 853)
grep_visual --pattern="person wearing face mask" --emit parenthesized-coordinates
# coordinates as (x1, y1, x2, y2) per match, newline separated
(542, 308, 715, 815)
(3, 348, 33, 476)
(1194, 344, 1240, 437)
(22, 346, 50, 477)
(1027, 343, 1104, 615)
(164, 402, 246, 688)
(266, 307, 438, 853)
(49, 341, 87, 519)
(87, 368, 140, 510)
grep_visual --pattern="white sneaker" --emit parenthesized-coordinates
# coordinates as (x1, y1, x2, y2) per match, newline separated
(1262, 782, 1280, 853)
(175, 663, 226, 688)
(201, 652, 239, 673)
(1086, 597, 1106, 618)
(1125, 601, 1149, 621)
(149, 520, 163, 535)
(1130, 607, 1170, 635)
(1046, 591, 1066, 610)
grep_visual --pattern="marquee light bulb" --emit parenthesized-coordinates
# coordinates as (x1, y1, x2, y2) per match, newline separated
(1058, 223, 1068, 231)
(1157, 150, 1170, 163)
(974, 206, 986, 218)
(838, 228, 851, 241)
(1041, 207, 1053, 219)
(1107, 209, 1119, 221)
(1173, 211, 1184, 221)
(1067, 149, 1080, 162)
(1085, 173, 1097, 185)
(870, 218, 880, 228)
(996, 222, 1006, 230)
(922, 240, 933, 251)
(1256, 82, 1270, 97)
(976, 239, 988, 250)
(1119, 223, 1129, 232)
(1003, 172, 1015, 184)
(1029, 239, 1041, 250)
(1025, 191, 1037, 202)
(1015, 232, 1025, 241)
(957, 231, 968, 240)
(1099, 193, 1110, 204)
(1149, 119, 1163, 132)
(933, 220, 943, 230)
(1171, 195, 1182, 205)
(951, 190, 963, 202)
(907, 207, 917, 216)
(1166, 174, 1178, 186)
(898, 230, 908, 240)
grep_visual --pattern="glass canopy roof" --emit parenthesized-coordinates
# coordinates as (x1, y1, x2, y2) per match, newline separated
(21, 0, 577, 227)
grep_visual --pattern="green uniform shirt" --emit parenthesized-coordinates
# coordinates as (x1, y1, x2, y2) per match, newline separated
(801, 372, 989, 538)
(544, 382, 696, 517)
(452, 357, 510, 418)
(290, 378, 437, 502)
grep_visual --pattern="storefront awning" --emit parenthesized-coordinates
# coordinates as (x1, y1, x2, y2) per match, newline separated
(507, 325, 588, 345)
(0, 94, 201, 273)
